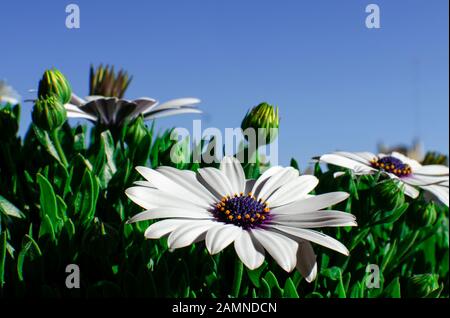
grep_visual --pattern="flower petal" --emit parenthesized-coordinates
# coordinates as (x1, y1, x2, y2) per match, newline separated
(272, 192, 350, 215)
(415, 164, 449, 176)
(157, 166, 216, 204)
(168, 220, 216, 249)
(269, 225, 350, 255)
(268, 175, 319, 207)
(144, 107, 202, 120)
(220, 156, 246, 194)
(126, 207, 213, 223)
(136, 166, 210, 206)
(272, 210, 357, 228)
(144, 219, 195, 239)
(256, 167, 299, 201)
(234, 230, 265, 270)
(320, 153, 375, 174)
(125, 186, 208, 210)
(296, 241, 317, 282)
(206, 224, 242, 254)
(252, 229, 298, 272)
(197, 167, 234, 198)
(420, 184, 449, 207)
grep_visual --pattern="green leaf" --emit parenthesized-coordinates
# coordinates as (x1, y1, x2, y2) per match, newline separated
(383, 277, 401, 298)
(32, 124, 63, 165)
(246, 262, 267, 288)
(39, 214, 56, 242)
(283, 278, 299, 298)
(264, 271, 283, 297)
(259, 278, 271, 298)
(0, 195, 25, 219)
(0, 231, 6, 288)
(94, 130, 117, 188)
(17, 235, 42, 282)
(37, 173, 60, 224)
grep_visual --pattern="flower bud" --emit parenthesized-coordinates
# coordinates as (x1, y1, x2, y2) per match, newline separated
(32, 96, 67, 131)
(0, 104, 20, 140)
(407, 274, 439, 297)
(409, 201, 437, 228)
(422, 151, 448, 166)
(241, 102, 279, 146)
(373, 180, 405, 210)
(38, 68, 72, 104)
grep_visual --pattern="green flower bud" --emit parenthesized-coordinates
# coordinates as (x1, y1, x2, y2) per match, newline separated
(32, 96, 67, 131)
(409, 201, 437, 228)
(0, 104, 20, 140)
(125, 116, 148, 146)
(373, 180, 405, 210)
(407, 274, 439, 297)
(422, 151, 448, 166)
(241, 102, 279, 145)
(38, 68, 72, 104)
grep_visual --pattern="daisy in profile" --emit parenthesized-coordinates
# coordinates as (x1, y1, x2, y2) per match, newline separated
(125, 156, 356, 282)
(319, 151, 449, 207)
(0, 80, 20, 105)
(43, 65, 202, 126)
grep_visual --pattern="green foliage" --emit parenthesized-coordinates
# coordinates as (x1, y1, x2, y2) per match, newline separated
(0, 102, 448, 298)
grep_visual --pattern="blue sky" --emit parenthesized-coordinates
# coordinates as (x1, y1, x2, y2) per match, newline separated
(1, 0, 448, 167)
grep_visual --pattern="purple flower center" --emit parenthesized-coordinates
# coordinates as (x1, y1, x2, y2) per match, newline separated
(212, 193, 271, 229)
(370, 156, 412, 177)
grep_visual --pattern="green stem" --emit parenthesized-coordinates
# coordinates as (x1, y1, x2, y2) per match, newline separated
(231, 257, 243, 297)
(51, 129, 68, 167)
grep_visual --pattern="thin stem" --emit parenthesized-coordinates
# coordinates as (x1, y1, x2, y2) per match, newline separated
(231, 256, 243, 297)
(51, 129, 68, 167)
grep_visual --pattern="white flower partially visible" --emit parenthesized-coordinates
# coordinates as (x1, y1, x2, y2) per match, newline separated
(0, 80, 20, 105)
(125, 156, 356, 282)
(65, 94, 202, 126)
(319, 151, 449, 207)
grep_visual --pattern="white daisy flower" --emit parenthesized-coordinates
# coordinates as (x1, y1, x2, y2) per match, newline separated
(0, 80, 20, 105)
(125, 156, 356, 282)
(319, 151, 449, 207)
(66, 94, 202, 126)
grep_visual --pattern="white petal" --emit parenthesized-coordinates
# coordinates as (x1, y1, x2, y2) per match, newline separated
(144, 107, 202, 120)
(244, 179, 257, 194)
(320, 154, 375, 174)
(157, 166, 216, 204)
(420, 184, 449, 207)
(270, 225, 350, 255)
(403, 174, 449, 186)
(197, 167, 234, 198)
(167, 220, 216, 249)
(252, 229, 298, 272)
(402, 183, 420, 199)
(251, 166, 283, 196)
(126, 207, 213, 223)
(153, 97, 201, 111)
(205, 224, 242, 254)
(125, 186, 208, 210)
(220, 156, 246, 193)
(296, 241, 317, 282)
(144, 219, 195, 239)
(234, 230, 265, 270)
(415, 165, 449, 176)
(334, 151, 375, 165)
(272, 192, 350, 215)
(272, 210, 357, 228)
(256, 167, 299, 201)
(136, 166, 209, 206)
(268, 175, 319, 207)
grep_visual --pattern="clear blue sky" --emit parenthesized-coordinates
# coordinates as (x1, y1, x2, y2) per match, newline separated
(1, 0, 448, 167)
